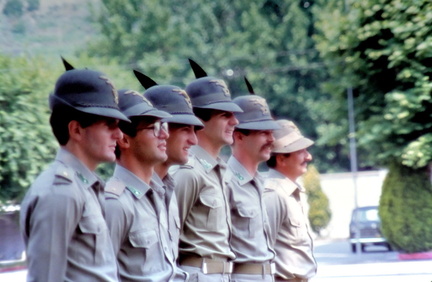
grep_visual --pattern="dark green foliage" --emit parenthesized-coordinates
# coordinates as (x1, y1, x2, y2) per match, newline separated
(303, 164, 331, 236)
(0, 55, 57, 202)
(27, 0, 40, 12)
(315, 0, 432, 169)
(89, 0, 348, 172)
(379, 162, 432, 253)
(3, 0, 24, 17)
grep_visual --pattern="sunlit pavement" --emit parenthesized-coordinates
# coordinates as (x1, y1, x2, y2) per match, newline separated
(311, 260, 432, 282)
(311, 238, 432, 282)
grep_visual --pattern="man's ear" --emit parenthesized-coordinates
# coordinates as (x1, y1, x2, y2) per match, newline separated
(117, 134, 131, 149)
(233, 131, 244, 142)
(68, 120, 83, 142)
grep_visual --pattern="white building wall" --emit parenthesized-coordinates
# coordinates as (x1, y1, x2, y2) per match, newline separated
(316, 170, 388, 239)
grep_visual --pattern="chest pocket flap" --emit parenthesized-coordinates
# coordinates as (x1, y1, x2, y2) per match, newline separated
(199, 194, 223, 209)
(237, 206, 258, 219)
(129, 230, 158, 249)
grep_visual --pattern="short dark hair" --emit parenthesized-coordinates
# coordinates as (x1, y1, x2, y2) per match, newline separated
(266, 153, 291, 168)
(192, 108, 213, 122)
(115, 116, 158, 159)
(50, 106, 104, 145)
(234, 128, 251, 136)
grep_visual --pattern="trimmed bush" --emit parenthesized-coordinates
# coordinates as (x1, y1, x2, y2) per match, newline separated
(379, 162, 432, 253)
(303, 164, 331, 236)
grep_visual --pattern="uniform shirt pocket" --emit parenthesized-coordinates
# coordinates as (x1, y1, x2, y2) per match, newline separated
(76, 208, 108, 264)
(234, 206, 261, 238)
(199, 194, 223, 231)
(129, 229, 159, 249)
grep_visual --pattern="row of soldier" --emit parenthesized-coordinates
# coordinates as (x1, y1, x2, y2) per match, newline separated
(19, 58, 317, 282)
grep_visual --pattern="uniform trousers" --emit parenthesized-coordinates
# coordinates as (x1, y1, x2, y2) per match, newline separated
(231, 273, 274, 281)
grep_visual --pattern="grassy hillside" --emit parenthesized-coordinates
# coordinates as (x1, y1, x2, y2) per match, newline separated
(0, 0, 99, 57)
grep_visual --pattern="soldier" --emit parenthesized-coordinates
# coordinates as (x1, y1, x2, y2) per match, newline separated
(104, 89, 183, 281)
(170, 59, 243, 281)
(19, 68, 129, 282)
(263, 119, 317, 282)
(227, 79, 280, 281)
(134, 70, 204, 281)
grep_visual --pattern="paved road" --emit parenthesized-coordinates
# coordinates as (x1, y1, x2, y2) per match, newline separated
(2, 238, 431, 282)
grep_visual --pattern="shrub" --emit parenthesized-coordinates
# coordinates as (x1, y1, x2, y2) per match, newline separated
(303, 164, 331, 236)
(379, 161, 432, 253)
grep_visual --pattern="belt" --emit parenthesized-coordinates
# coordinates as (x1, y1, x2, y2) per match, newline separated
(233, 262, 276, 275)
(180, 256, 233, 274)
(275, 276, 308, 282)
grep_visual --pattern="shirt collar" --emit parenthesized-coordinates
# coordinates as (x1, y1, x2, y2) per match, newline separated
(190, 145, 218, 173)
(227, 156, 253, 185)
(266, 168, 303, 194)
(56, 147, 99, 188)
(113, 165, 151, 199)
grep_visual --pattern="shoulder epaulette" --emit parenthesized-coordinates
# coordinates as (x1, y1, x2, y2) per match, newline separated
(53, 165, 74, 186)
(105, 178, 126, 197)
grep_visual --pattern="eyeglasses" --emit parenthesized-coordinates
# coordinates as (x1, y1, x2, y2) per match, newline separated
(137, 120, 168, 137)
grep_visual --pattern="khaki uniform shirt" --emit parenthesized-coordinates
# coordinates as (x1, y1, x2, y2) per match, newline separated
(105, 165, 175, 281)
(152, 173, 188, 281)
(20, 148, 118, 282)
(227, 156, 275, 263)
(171, 145, 235, 260)
(263, 169, 317, 280)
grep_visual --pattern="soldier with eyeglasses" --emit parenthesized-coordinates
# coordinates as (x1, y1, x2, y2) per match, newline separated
(104, 89, 177, 281)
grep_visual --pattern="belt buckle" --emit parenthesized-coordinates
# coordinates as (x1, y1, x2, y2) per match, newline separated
(202, 261, 208, 274)
(226, 262, 233, 274)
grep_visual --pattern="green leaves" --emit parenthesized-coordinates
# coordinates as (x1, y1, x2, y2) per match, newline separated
(0, 55, 57, 202)
(315, 0, 432, 169)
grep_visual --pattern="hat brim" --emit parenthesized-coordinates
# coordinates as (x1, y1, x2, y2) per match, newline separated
(124, 104, 172, 119)
(76, 107, 131, 122)
(194, 101, 244, 113)
(163, 114, 204, 128)
(236, 120, 281, 131)
(272, 137, 314, 153)
(50, 94, 130, 122)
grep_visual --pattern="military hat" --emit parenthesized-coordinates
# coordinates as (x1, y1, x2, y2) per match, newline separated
(133, 70, 204, 128)
(232, 77, 280, 131)
(49, 68, 130, 122)
(185, 59, 243, 113)
(117, 88, 171, 119)
(272, 119, 314, 153)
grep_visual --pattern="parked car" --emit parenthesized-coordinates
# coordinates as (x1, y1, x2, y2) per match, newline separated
(349, 206, 392, 253)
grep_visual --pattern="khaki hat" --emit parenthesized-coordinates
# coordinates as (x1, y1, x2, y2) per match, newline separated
(272, 119, 314, 153)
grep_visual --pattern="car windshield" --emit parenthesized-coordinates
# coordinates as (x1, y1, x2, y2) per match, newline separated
(355, 208, 379, 222)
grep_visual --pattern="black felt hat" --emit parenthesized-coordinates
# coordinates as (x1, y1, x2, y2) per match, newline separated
(233, 77, 280, 130)
(185, 59, 243, 113)
(49, 68, 129, 122)
(134, 70, 203, 128)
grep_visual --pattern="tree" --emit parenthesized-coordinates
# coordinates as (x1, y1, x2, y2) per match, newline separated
(379, 162, 432, 253)
(314, 0, 432, 169)
(0, 55, 57, 203)
(314, 0, 432, 252)
(88, 0, 348, 172)
(303, 164, 331, 236)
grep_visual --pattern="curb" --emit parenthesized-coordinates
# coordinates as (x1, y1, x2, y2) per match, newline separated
(398, 251, 432, 260)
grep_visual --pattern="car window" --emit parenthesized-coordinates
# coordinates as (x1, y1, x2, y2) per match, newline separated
(355, 208, 379, 222)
